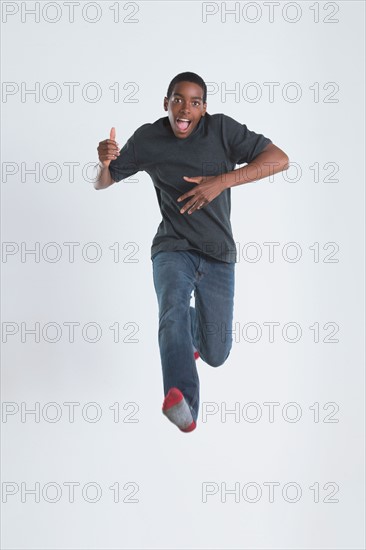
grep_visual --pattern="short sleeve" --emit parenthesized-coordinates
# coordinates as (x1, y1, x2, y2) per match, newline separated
(223, 115, 272, 165)
(108, 134, 140, 183)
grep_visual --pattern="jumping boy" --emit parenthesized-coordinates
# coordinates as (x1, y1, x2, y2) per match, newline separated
(95, 71, 289, 433)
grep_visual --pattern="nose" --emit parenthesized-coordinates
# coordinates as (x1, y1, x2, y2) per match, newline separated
(180, 101, 190, 114)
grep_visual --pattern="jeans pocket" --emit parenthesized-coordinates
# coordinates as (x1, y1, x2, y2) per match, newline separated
(152, 251, 162, 262)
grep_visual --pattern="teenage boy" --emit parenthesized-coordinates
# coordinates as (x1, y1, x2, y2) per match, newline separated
(95, 71, 289, 433)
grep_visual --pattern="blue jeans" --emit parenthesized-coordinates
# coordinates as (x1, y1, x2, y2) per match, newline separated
(152, 250, 235, 422)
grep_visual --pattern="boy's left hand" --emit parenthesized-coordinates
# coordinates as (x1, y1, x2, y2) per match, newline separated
(177, 175, 226, 214)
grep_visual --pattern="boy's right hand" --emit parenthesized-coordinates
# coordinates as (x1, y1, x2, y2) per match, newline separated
(97, 127, 120, 167)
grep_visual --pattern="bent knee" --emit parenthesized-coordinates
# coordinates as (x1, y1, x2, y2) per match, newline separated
(205, 349, 231, 368)
(207, 359, 225, 368)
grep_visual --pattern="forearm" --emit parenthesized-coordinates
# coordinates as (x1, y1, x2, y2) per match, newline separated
(92, 162, 115, 190)
(221, 144, 289, 189)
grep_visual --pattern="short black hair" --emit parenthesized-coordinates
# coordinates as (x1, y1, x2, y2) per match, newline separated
(166, 72, 207, 104)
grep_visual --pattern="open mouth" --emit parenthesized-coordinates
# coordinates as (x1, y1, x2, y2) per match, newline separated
(176, 118, 192, 132)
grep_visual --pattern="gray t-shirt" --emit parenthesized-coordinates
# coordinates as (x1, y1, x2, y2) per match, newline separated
(108, 112, 272, 263)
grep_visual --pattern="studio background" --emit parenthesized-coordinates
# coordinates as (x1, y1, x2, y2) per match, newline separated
(1, 1, 365, 549)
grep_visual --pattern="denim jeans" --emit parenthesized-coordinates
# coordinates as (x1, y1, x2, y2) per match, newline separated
(152, 249, 235, 423)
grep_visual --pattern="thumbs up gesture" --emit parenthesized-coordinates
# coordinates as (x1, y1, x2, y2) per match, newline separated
(97, 127, 120, 168)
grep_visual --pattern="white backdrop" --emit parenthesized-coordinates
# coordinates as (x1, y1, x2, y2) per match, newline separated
(1, 1, 365, 549)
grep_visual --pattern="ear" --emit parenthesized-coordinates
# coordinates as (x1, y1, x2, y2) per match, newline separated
(163, 97, 168, 111)
(202, 102, 207, 116)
